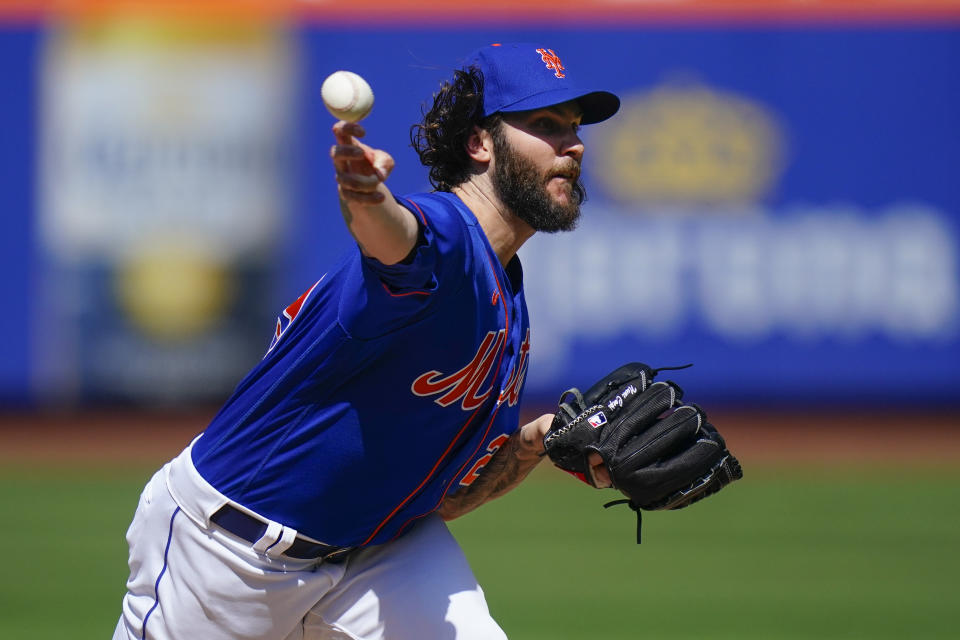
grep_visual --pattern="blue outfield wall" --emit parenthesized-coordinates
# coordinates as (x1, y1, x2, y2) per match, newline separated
(0, 25, 39, 403)
(1, 21, 958, 406)
(292, 27, 960, 406)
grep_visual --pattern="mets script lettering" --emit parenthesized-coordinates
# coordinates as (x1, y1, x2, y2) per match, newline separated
(412, 329, 531, 411)
(536, 48, 565, 78)
(499, 328, 530, 407)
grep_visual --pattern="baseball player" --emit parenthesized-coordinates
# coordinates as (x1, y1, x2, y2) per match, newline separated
(113, 43, 620, 639)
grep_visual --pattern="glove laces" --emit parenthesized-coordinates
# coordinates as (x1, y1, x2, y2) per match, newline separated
(652, 363, 693, 375)
(604, 499, 643, 544)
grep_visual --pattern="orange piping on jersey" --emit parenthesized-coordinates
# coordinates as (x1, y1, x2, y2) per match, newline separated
(380, 282, 431, 297)
(402, 197, 430, 227)
(359, 401, 485, 546)
(387, 401, 505, 542)
(359, 238, 510, 546)
(483, 249, 511, 370)
(374, 198, 431, 298)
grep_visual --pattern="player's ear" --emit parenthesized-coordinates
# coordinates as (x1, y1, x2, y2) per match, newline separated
(465, 125, 493, 164)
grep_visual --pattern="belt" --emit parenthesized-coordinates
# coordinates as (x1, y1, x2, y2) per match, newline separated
(210, 505, 351, 563)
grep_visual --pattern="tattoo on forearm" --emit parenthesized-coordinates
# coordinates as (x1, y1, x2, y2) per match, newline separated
(338, 197, 367, 253)
(438, 433, 539, 520)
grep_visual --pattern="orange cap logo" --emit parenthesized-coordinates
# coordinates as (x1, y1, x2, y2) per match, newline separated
(536, 48, 565, 78)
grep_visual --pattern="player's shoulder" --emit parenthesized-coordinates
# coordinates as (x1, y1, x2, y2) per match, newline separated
(397, 191, 478, 233)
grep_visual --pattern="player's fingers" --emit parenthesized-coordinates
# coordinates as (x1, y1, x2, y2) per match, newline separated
(332, 120, 365, 145)
(330, 144, 365, 160)
(336, 170, 381, 191)
(366, 148, 394, 182)
(587, 451, 612, 488)
(331, 144, 373, 176)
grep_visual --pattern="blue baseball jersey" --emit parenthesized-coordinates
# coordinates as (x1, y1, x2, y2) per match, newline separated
(191, 191, 531, 547)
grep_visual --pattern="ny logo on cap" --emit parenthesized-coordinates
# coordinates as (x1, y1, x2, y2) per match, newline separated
(536, 48, 565, 78)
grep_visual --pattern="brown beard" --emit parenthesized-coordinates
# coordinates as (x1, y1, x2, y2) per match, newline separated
(490, 125, 585, 233)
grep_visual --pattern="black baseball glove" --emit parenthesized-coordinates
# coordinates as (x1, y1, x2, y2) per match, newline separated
(543, 362, 742, 542)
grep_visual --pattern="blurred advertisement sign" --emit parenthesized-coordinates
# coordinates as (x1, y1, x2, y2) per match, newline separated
(523, 203, 957, 372)
(523, 73, 959, 398)
(594, 81, 785, 205)
(2, 16, 956, 407)
(531, 80, 957, 348)
(286, 29, 959, 404)
(36, 17, 294, 404)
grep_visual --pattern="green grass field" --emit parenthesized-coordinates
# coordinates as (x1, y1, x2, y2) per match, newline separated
(1, 463, 957, 639)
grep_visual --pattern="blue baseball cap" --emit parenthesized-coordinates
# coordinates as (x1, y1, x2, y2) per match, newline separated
(466, 42, 620, 125)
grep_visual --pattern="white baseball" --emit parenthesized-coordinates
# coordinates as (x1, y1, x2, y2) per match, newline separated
(321, 70, 374, 122)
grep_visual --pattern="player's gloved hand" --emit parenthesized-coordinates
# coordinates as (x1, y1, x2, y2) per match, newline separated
(542, 362, 743, 542)
(331, 121, 394, 204)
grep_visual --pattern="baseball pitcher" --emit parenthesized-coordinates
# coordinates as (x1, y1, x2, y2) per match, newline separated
(113, 42, 740, 640)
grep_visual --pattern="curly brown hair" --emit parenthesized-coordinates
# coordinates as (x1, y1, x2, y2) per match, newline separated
(410, 66, 501, 192)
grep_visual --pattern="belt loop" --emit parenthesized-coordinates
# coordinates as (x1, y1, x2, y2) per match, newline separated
(266, 526, 298, 559)
(252, 521, 283, 554)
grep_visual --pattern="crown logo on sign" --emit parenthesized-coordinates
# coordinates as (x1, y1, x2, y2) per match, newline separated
(592, 80, 784, 205)
(536, 48, 565, 78)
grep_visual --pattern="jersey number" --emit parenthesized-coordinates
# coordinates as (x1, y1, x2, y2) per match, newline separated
(459, 433, 511, 487)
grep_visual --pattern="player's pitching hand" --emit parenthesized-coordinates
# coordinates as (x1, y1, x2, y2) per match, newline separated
(331, 121, 394, 204)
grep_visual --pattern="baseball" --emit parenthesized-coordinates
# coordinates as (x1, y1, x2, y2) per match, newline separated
(321, 70, 374, 122)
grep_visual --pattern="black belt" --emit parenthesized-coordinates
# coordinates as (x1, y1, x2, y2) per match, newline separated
(210, 505, 351, 563)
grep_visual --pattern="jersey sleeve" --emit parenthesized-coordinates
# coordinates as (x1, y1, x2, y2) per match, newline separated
(339, 193, 471, 339)
(359, 194, 467, 296)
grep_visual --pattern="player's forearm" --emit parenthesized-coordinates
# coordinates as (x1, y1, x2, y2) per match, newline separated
(437, 414, 553, 521)
(437, 433, 540, 520)
(338, 188, 420, 265)
(331, 120, 418, 265)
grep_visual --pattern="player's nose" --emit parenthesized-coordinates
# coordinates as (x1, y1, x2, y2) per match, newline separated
(561, 131, 584, 164)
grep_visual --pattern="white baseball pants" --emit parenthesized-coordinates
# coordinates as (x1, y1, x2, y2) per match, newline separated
(112, 446, 507, 640)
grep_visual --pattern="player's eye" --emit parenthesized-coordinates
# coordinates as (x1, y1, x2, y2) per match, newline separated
(534, 117, 557, 131)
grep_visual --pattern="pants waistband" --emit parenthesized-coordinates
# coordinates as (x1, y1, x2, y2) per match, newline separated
(209, 504, 350, 562)
(165, 437, 350, 563)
